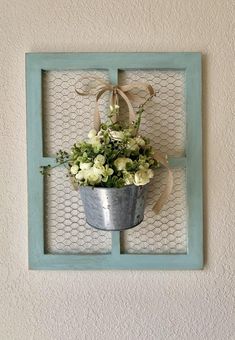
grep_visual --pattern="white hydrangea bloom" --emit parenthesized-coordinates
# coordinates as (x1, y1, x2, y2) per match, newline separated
(114, 157, 132, 171)
(127, 138, 139, 151)
(75, 170, 85, 180)
(88, 129, 97, 139)
(135, 137, 145, 147)
(139, 163, 149, 170)
(109, 130, 125, 141)
(123, 172, 134, 185)
(86, 169, 102, 185)
(70, 164, 79, 175)
(87, 136, 102, 150)
(94, 154, 106, 165)
(80, 162, 92, 170)
(93, 164, 105, 176)
(134, 169, 154, 186)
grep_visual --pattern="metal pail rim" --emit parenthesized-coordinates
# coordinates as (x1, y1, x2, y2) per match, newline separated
(79, 184, 147, 191)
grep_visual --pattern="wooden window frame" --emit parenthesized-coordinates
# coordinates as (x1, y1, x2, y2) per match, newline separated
(26, 52, 203, 270)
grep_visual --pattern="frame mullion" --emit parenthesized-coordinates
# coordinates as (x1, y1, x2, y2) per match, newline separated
(109, 68, 121, 257)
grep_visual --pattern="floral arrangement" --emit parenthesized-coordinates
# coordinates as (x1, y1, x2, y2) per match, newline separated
(41, 99, 160, 188)
(40, 78, 174, 224)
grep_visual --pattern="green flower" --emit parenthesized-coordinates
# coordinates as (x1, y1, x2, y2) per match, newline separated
(102, 165, 114, 182)
(123, 171, 134, 185)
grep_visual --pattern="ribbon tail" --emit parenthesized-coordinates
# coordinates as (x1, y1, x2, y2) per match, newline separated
(94, 101, 101, 131)
(94, 86, 112, 130)
(152, 149, 173, 214)
(116, 89, 136, 124)
(152, 169, 173, 213)
(110, 91, 118, 124)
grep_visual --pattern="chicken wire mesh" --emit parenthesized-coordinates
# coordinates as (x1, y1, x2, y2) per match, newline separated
(119, 69, 187, 254)
(44, 166, 112, 254)
(119, 69, 185, 156)
(120, 168, 187, 254)
(42, 69, 187, 255)
(43, 70, 112, 254)
(43, 70, 110, 156)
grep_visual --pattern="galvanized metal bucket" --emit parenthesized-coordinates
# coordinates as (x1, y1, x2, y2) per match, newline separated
(79, 184, 148, 231)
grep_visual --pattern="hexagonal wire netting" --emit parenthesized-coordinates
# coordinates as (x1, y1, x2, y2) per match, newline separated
(43, 70, 112, 254)
(42, 69, 187, 254)
(118, 70, 187, 254)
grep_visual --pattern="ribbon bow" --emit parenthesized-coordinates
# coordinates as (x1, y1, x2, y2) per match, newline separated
(75, 78, 173, 214)
(76, 78, 155, 132)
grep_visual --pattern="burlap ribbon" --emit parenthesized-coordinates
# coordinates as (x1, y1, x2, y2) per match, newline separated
(75, 79, 173, 213)
(76, 79, 155, 131)
(152, 150, 174, 213)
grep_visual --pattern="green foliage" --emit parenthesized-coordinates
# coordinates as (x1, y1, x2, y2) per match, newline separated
(40, 99, 159, 187)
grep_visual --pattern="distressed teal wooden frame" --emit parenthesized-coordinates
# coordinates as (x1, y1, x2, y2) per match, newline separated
(26, 52, 203, 270)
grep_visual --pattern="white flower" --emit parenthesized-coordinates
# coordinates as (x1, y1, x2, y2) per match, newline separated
(94, 154, 105, 165)
(114, 157, 132, 171)
(76, 168, 101, 185)
(127, 138, 139, 152)
(86, 169, 102, 185)
(109, 130, 125, 141)
(135, 137, 145, 147)
(123, 172, 134, 185)
(80, 162, 92, 170)
(93, 164, 105, 176)
(87, 136, 101, 150)
(139, 163, 149, 170)
(109, 104, 119, 112)
(70, 165, 79, 175)
(88, 129, 97, 139)
(75, 170, 85, 180)
(134, 169, 154, 186)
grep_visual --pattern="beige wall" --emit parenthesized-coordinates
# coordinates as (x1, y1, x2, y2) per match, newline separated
(0, 0, 234, 339)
